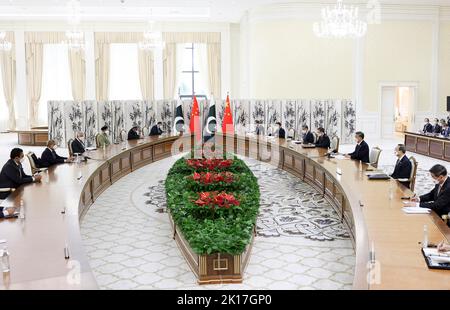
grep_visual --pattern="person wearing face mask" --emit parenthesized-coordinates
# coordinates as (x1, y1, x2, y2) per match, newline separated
(423, 118, 433, 133)
(345, 131, 370, 163)
(273, 122, 286, 139)
(128, 126, 141, 140)
(441, 121, 450, 138)
(390, 144, 412, 188)
(40, 140, 73, 167)
(404, 164, 450, 217)
(97, 125, 111, 147)
(150, 122, 164, 136)
(433, 118, 442, 134)
(314, 127, 330, 148)
(71, 131, 86, 155)
(0, 148, 42, 200)
(301, 125, 315, 144)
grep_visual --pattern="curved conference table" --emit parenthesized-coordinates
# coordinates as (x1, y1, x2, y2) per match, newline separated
(0, 133, 449, 289)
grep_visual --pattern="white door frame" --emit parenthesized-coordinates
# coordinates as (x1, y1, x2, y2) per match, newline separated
(378, 81, 419, 138)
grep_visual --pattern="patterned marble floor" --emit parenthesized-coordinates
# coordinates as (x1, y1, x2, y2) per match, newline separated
(80, 156, 355, 290)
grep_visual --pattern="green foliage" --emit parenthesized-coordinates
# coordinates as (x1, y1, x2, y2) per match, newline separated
(165, 157, 260, 255)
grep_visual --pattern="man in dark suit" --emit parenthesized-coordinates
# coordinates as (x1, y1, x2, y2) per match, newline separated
(390, 144, 412, 188)
(423, 118, 433, 133)
(71, 131, 86, 155)
(0, 148, 42, 200)
(274, 122, 286, 139)
(314, 127, 330, 148)
(301, 125, 315, 144)
(345, 131, 370, 163)
(442, 122, 450, 138)
(128, 126, 141, 140)
(433, 118, 442, 134)
(41, 140, 73, 167)
(150, 122, 163, 136)
(405, 164, 450, 217)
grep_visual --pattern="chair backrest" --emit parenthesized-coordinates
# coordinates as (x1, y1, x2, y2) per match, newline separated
(120, 129, 127, 142)
(288, 128, 295, 139)
(409, 156, 418, 192)
(369, 147, 382, 168)
(267, 126, 273, 136)
(95, 134, 101, 148)
(26, 152, 39, 174)
(67, 139, 74, 157)
(312, 132, 318, 143)
(331, 136, 340, 152)
(142, 126, 149, 137)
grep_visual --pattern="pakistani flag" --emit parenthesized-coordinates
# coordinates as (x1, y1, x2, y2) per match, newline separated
(174, 100, 185, 132)
(205, 96, 217, 135)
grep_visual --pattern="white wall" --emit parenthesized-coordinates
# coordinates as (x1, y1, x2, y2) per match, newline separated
(241, 3, 450, 138)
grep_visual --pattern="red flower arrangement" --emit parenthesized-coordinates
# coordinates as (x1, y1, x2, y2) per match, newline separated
(191, 171, 235, 185)
(194, 191, 240, 210)
(186, 158, 233, 171)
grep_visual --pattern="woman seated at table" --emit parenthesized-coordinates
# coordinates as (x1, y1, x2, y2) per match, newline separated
(41, 140, 73, 167)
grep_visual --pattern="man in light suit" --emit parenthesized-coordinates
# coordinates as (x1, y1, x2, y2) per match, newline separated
(405, 164, 450, 217)
(390, 144, 412, 188)
(71, 131, 86, 155)
(0, 148, 42, 200)
(345, 131, 370, 163)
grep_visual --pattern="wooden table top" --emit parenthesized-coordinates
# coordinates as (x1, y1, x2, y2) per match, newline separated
(0, 133, 449, 289)
(405, 131, 450, 142)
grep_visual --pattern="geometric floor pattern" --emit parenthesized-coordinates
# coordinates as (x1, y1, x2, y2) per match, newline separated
(80, 156, 355, 290)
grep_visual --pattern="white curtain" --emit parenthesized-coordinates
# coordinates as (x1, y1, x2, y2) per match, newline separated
(207, 43, 221, 99)
(138, 49, 154, 100)
(25, 42, 43, 127)
(69, 49, 86, 101)
(95, 41, 110, 101)
(163, 43, 177, 99)
(0, 32, 16, 130)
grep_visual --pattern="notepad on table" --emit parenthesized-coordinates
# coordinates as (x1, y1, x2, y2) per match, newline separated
(86, 147, 97, 151)
(333, 155, 347, 160)
(422, 248, 450, 269)
(301, 144, 316, 148)
(401, 206, 431, 214)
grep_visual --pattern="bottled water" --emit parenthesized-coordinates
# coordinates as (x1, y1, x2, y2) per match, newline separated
(19, 199, 25, 219)
(1, 247, 10, 273)
(422, 225, 428, 248)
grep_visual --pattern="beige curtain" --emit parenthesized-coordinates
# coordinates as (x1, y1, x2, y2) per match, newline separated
(163, 32, 221, 44)
(25, 42, 43, 127)
(163, 43, 177, 99)
(138, 49, 154, 100)
(207, 43, 221, 99)
(95, 42, 109, 101)
(25, 32, 65, 126)
(0, 32, 16, 129)
(69, 49, 86, 101)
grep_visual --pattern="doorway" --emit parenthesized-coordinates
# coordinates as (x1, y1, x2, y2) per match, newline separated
(380, 83, 417, 138)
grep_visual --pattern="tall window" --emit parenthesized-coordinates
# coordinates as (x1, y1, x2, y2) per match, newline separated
(38, 44, 72, 125)
(0, 70, 9, 131)
(175, 43, 209, 99)
(109, 43, 141, 100)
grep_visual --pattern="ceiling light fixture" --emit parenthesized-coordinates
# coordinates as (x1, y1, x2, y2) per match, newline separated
(313, 0, 367, 39)
(63, 0, 85, 51)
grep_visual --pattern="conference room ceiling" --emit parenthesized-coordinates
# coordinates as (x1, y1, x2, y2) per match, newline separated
(0, 0, 449, 22)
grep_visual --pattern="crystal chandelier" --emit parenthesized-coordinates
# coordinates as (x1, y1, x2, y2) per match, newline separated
(0, 31, 12, 51)
(313, 0, 367, 39)
(139, 10, 165, 51)
(64, 0, 85, 51)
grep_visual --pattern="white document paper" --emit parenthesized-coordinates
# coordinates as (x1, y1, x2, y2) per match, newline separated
(402, 207, 431, 214)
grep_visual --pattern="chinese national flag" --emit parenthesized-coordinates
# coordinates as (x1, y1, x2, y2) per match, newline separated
(189, 95, 202, 141)
(222, 94, 234, 134)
